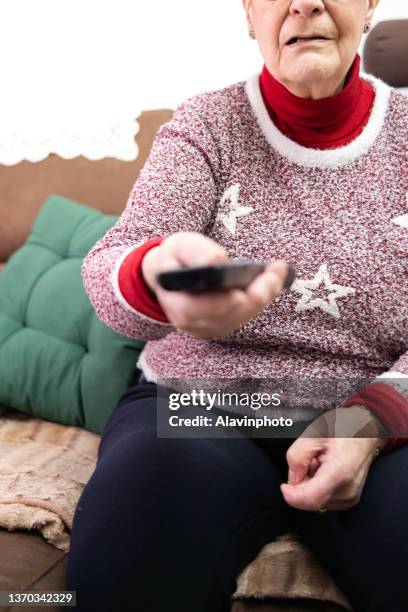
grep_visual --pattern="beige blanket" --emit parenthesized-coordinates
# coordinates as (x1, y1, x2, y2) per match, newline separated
(0, 408, 100, 552)
(0, 408, 352, 610)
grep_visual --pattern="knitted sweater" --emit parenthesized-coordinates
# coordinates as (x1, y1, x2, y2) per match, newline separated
(118, 54, 376, 324)
(82, 73, 408, 447)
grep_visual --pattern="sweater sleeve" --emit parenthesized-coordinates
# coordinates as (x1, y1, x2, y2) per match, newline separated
(81, 97, 225, 341)
(341, 353, 408, 453)
(117, 237, 168, 323)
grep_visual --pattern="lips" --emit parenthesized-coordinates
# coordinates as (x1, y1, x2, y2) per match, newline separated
(286, 35, 329, 46)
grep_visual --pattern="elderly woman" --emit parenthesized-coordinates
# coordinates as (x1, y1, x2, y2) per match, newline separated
(67, 0, 408, 610)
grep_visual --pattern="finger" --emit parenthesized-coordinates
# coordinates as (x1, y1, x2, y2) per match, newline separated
(283, 471, 362, 512)
(285, 457, 320, 486)
(265, 260, 290, 281)
(142, 248, 182, 293)
(160, 288, 245, 326)
(153, 253, 184, 275)
(308, 457, 321, 478)
(281, 462, 340, 511)
(165, 232, 228, 267)
(245, 265, 287, 311)
(286, 438, 326, 484)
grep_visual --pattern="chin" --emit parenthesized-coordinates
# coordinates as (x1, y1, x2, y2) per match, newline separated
(283, 54, 339, 87)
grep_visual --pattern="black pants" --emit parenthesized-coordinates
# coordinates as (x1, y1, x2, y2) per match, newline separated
(66, 383, 408, 612)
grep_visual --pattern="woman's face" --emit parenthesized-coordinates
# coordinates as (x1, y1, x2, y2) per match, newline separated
(243, 0, 380, 98)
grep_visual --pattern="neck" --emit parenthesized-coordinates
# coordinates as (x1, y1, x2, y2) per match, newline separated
(279, 74, 347, 100)
(259, 54, 375, 150)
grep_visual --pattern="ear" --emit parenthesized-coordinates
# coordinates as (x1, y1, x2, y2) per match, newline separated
(365, 0, 380, 23)
(242, 0, 255, 31)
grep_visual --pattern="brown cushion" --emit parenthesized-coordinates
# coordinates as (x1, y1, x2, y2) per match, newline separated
(363, 19, 408, 87)
(0, 109, 173, 263)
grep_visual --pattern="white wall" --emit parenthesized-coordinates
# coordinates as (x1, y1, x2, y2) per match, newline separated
(371, 0, 407, 24)
(0, 0, 406, 161)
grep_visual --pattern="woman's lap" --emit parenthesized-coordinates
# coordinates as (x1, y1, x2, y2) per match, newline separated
(67, 383, 408, 612)
(66, 383, 294, 612)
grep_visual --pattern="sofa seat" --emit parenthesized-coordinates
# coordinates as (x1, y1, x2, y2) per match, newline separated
(0, 530, 66, 612)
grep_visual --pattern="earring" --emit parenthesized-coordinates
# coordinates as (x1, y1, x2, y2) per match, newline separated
(364, 22, 372, 34)
(249, 30, 256, 39)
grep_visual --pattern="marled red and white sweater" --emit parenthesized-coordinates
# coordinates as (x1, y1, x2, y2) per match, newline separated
(82, 69, 408, 451)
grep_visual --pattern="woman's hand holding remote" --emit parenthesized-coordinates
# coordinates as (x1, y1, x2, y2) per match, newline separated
(141, 232, 289, 338)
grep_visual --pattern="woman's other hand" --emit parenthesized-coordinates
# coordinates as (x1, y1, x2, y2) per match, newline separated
(141, 232, 289, 338)
(280, 406, 386, 512)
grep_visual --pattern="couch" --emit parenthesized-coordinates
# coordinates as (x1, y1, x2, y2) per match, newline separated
(0, 20, 407, 612)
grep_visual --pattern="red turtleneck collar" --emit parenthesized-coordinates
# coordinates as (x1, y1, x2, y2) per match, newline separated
(259, 54, 375, 149)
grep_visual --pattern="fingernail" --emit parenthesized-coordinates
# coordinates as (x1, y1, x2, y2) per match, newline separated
(283, 265, 296, 290)
(288, 469, 297, 484)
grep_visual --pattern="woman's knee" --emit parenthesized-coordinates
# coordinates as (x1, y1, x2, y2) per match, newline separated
(71, 426, 288, 550)
(97, 392, 286, 514)
(97, 431, 282, 520)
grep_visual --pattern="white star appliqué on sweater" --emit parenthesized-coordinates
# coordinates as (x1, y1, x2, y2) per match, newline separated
(392, 193, 408, 228)
(216, 184, 254, 236)
(392, 214, 408, 228)
(291, 264, 356, 319)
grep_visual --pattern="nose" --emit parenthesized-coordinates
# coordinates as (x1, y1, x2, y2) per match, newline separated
(289, 0, 325, 19)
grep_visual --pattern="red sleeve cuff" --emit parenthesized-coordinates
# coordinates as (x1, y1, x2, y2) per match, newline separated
(342, 382, 408, 453)
(117, 237, 169, 323)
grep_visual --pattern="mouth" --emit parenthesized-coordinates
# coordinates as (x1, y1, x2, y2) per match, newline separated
(285, 35, 331, 46)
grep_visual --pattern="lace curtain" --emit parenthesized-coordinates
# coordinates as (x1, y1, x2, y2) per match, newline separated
(0, 116, 140, 166)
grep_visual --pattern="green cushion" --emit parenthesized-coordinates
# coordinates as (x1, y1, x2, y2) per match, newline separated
(0, 195, 144, 434)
